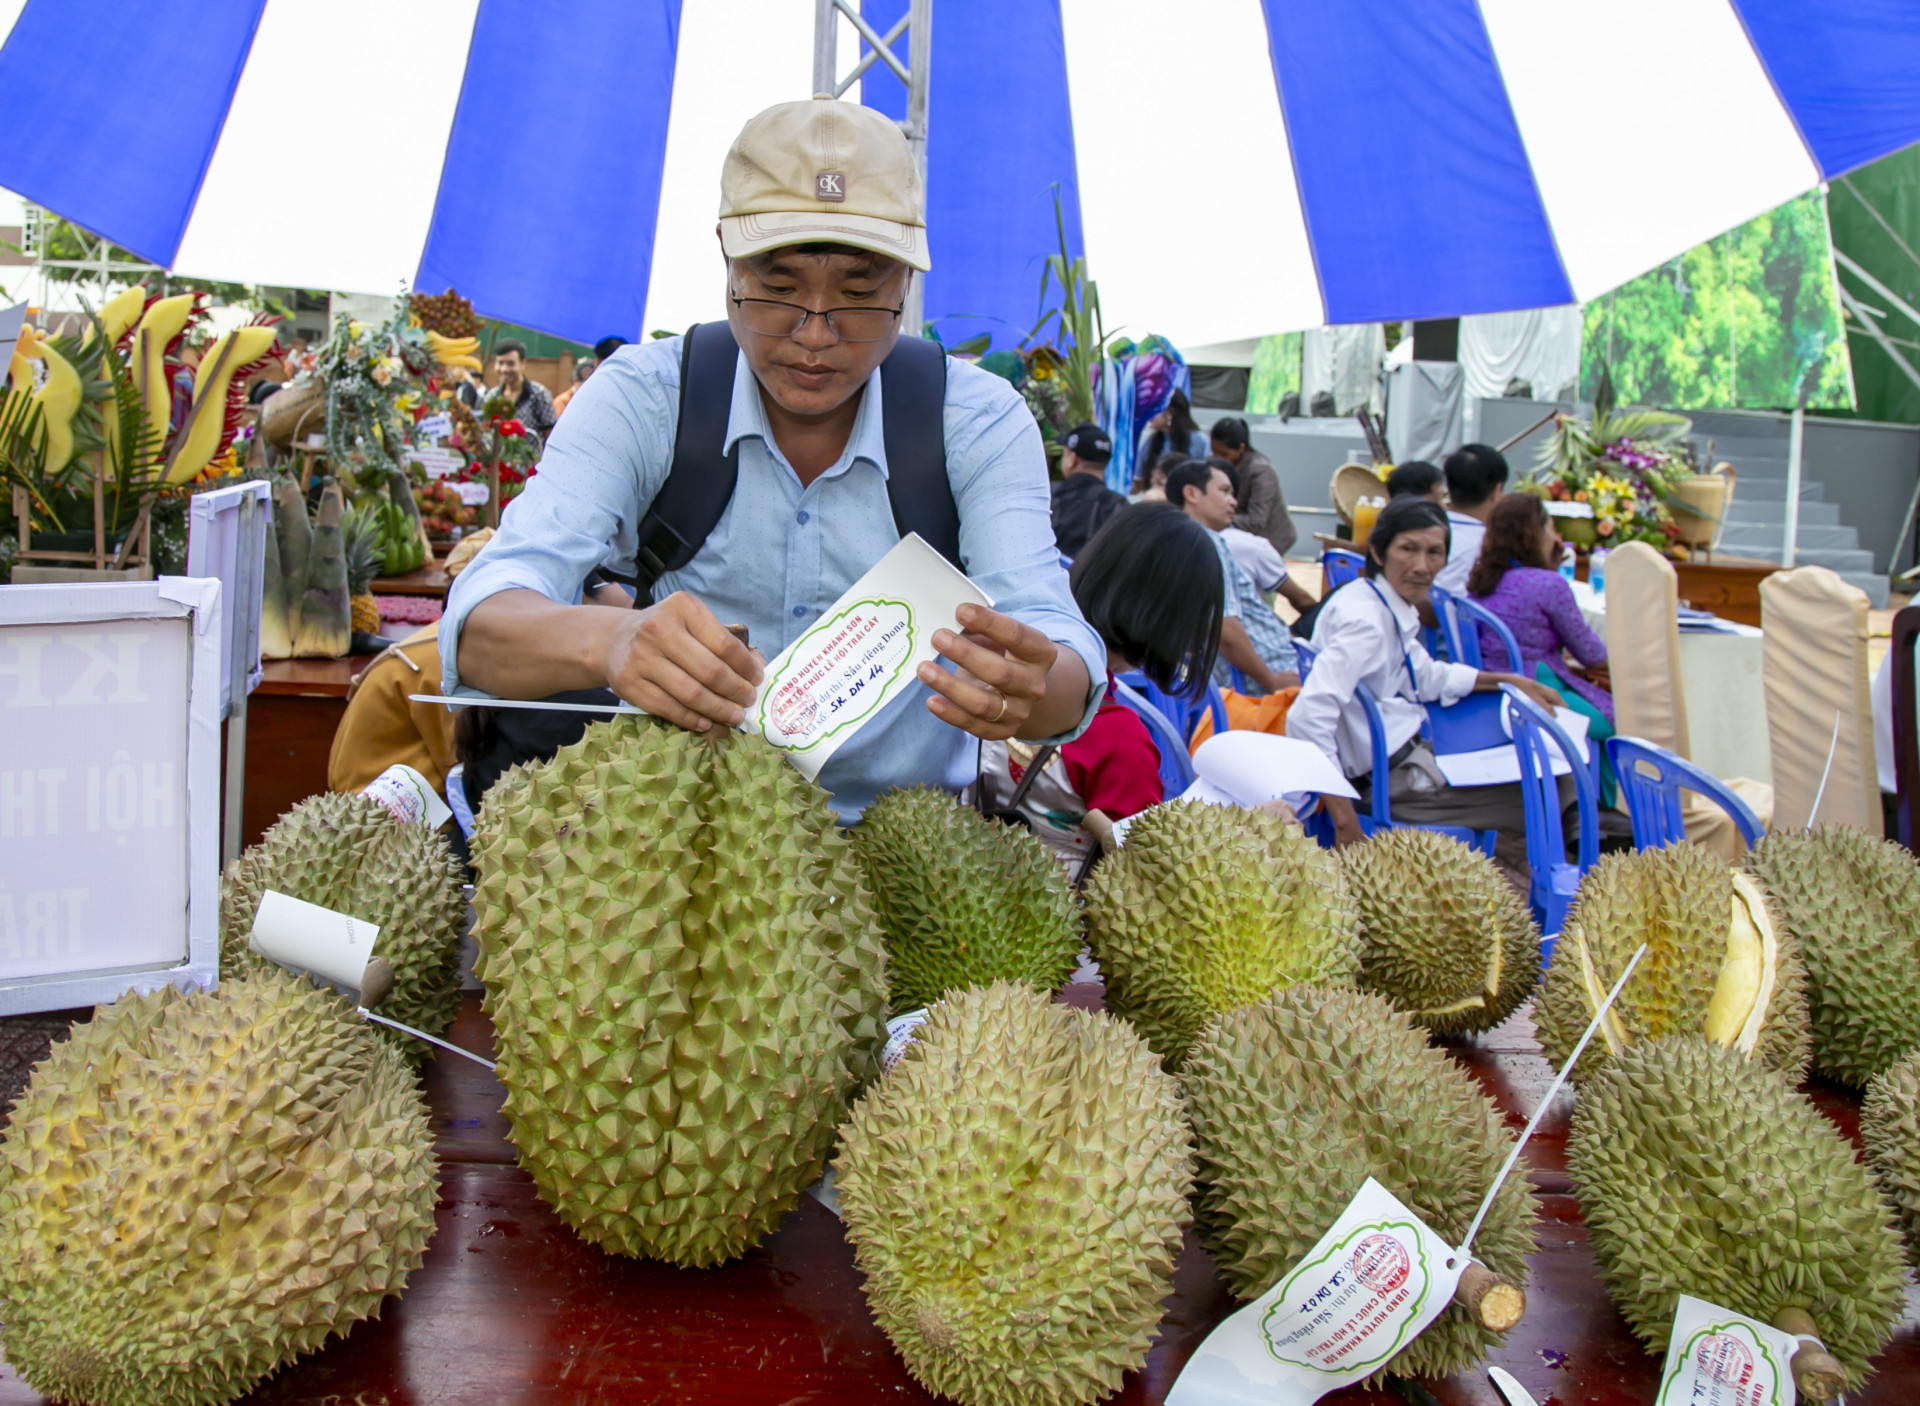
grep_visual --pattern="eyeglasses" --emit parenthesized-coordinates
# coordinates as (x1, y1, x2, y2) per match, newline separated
(729, 294, 902, 343)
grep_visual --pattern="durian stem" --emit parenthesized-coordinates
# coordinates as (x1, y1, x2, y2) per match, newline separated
(1082, 808, 1117, 855)
(1453, 1261, 1525, 1333)
(1772, 1308, 1846, 1402)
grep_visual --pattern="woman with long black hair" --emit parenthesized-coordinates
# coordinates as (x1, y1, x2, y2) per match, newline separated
(1137, 387, 1206, 466)
(976, 502, 1224, 870)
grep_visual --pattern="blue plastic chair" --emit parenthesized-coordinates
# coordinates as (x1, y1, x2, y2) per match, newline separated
(1606, 736, 1763, 852)
(1502, 684, 1600, 945)
(1118, 670, 1228, 747)
(1111, 678, 1200, 798)
(1430, 586, 1523, 673)
(1322, 548, 1365, 590)
(1293, 639, 1316, 678)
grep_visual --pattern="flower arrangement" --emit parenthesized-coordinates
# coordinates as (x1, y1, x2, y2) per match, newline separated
(1533, 371, 1692, 552)
(316, 297, 438, 491)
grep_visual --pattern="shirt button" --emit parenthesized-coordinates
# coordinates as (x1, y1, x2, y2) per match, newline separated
(796, 509, 810, 524)
(793, 605, 807, 617)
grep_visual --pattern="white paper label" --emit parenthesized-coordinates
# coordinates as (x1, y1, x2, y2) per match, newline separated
(405, 444, 466, 479)
(749, 534, 992, 781)
(360, 763, 452, 830)
(415, 412, 452, 440)
(452, 481, 491, 506)
(881, 1007, 930, 1074)
(1655, 1296, 1798, 1406)
(249, 890, 380, 990)
(1167, 1179, 1464, 1406)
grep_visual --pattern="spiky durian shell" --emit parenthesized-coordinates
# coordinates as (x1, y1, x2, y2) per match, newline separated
(834, 981, 1191, 1406)
(1082, 801, 1358, 1065)
(1568, 1037, 1904, 1389)
(1744, 826, 1920, 1089)
(1338, 828, 1540, 1035)
(472, 718, 888, 1267)
(1534, 845, 1810, 1080)
(0, 972, 437, 1406)
(220, 790, 466, 1056)
(853, 786, 1080, 1014)
(1182, 984, 1536, 1383)
(1861, 1046, 1920, 1266)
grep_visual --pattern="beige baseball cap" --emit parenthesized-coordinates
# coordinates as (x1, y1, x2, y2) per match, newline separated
(718, 95, 930, 272)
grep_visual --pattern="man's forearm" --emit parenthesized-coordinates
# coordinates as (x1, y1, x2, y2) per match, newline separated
(1219, 619, 1282, 694)
(458, 588, 624, 698)
(1020, 647, 1093, 740)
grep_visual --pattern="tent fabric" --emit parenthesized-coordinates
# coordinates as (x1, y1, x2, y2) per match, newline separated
(3, 0, 1920, 350)
(1457, 307, 1584, 402)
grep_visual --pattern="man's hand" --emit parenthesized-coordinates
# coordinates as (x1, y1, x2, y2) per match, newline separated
(919, 603, 1061, 741)
(1323, 794, 1366, 847)
(1507, 675, 1564, 713)
(601, 591, 763, 732)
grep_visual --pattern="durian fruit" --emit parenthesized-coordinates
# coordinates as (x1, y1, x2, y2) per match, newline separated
(1568, 1037, 1905, 1395)
(1861, 1046, 1920, 1265)
(472, 717, 887, 1267)
(1182, 985, 1536, 1383)
(835, 981, 1192, 1406)
(1744, 826, 1920, 1089)
(1339, 829, 1540, 1035)
(1082, 801, 1357, 1065)
(1534, 845, 1810, 1081)
(220, 790, 466, 1054)
(0, 972, 437, 1406)
(853, 786, 1079, 1013)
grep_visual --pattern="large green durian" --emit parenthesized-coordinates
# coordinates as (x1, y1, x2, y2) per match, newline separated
(0, 972, 437, 1406)
(1744, 826, 1920, 1089)
(1182, 985, 1536, 1383)
(220, 790, 466, 1054)
(472, 717, 887, 1268)
(1568, 1037, 1904, 1392)
(1534, 845, 1810, 1080)
(834, 981, 1192, 1406)
(853, 786, 1079, 1014)
(1082, 801, 1357, 1064)
(1339, 829, 1540, 1035)
(1861, 1046, 1920, 1265)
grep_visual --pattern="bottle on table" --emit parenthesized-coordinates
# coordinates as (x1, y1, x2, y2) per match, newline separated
(1558, 542, 1577, 584)
(1589, 547, 1610, 595)
(1350, 495, 1384, 547)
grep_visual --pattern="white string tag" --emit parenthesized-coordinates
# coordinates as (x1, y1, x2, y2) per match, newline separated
(357, 1006, 497, 1070)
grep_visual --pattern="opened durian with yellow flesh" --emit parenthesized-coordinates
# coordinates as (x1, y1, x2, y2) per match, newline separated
(1533, 844, 1810, 1078)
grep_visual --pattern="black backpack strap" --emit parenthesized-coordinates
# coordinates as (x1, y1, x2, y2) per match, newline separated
(624, 324, 960, 605)
(628, 322, 743, 605)
(878, 336, 961, 571)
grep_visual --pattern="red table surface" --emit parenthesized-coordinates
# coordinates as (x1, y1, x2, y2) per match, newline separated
(4, 993, 1918, 1406)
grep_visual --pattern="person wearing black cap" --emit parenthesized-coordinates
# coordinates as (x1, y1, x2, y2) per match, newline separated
(1051, 422, 1127, 559)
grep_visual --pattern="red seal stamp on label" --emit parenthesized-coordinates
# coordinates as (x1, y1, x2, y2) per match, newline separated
(1349, 1234, 1410, 1294)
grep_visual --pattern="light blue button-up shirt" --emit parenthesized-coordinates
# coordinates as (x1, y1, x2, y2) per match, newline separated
(442, 334, 1106, 821)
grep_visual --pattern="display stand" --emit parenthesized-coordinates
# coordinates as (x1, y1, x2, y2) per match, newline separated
(186, 482, 270, 863)
(0, 578, 223, 1014)
(8, 454, 155, 583)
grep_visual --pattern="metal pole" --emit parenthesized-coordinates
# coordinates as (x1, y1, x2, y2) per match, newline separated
(901, 0, 932, 338)
(812, 0, 837, 95)
(1783, 401, 1805, 570)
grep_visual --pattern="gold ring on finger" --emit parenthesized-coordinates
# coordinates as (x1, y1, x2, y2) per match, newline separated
(991, 694, 1009, 724)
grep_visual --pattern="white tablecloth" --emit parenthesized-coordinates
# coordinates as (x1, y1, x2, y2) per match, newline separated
(1576, 584, 1770, 785)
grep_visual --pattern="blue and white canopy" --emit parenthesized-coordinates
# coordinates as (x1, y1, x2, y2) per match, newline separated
(1, 0, 1917, 351)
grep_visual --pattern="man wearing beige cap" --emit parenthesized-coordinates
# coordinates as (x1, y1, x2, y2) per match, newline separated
(443, 97, 1105, 820)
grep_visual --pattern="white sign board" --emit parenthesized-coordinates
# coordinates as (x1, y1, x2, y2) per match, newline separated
(0, 580, 222, 1012)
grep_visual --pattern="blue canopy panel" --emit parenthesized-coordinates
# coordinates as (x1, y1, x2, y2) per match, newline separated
(861, 0, 1084, 354)
(1731, 0, 1920, 179)
(416, 0, 682, 347)
(0, 0, 266, 268)
(1257, 0, 1573, 324)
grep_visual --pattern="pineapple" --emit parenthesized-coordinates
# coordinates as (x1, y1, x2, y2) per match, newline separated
(342, 504, 381, 637)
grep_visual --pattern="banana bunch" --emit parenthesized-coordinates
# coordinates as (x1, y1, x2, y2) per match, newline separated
(424, 331, 481, 372)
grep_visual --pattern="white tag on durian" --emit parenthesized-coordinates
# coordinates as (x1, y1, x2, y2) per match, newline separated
(1655, 1296, 1798, 1405)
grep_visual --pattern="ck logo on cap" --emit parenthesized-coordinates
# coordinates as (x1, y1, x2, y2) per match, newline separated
(815, 171, 846, 203)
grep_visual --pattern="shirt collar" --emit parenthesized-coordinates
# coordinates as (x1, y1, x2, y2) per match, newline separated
(1366, 575, 1420, 629)
(1447, 509, 1481, 528)
(723, 348, 890, 481)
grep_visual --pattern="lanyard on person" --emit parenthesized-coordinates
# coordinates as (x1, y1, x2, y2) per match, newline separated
(1362, 577, 1419, 697)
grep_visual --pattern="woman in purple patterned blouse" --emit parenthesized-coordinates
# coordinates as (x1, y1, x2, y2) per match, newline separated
(1466, 494, 1614, 722)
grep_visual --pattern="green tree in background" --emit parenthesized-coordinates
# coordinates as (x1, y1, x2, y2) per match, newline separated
(1580, 190, 1852, 411)
(1246, 331, 1302, 414)
(1828, 144, 1920, 425)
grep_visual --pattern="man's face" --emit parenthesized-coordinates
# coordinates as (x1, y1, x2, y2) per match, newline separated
(726, 248, 907, 418)
(1184, 468, 1237, 531)
(495, 350, 523, 386)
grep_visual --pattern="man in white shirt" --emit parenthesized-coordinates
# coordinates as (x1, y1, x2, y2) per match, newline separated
(1432, 443, 1508, 596)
